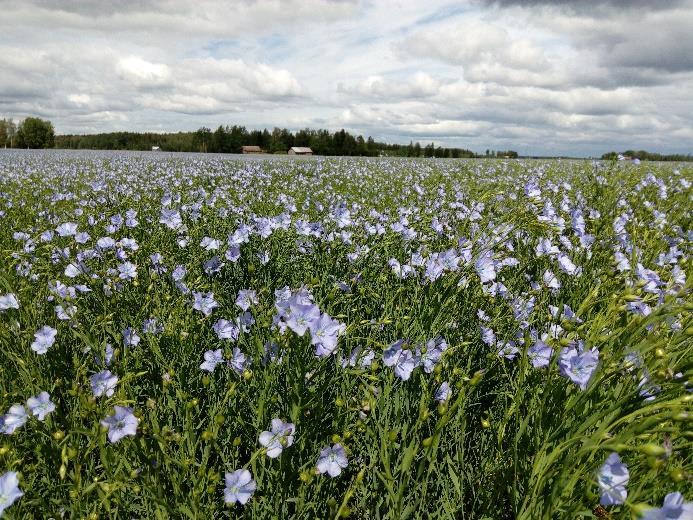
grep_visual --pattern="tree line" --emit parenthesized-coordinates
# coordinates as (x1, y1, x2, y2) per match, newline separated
(3, 116, 517, 158)
(1, 117, 55, 149)
(3, 116, 521, 158)
(601, 150, 693, 162)
(55, 125, 484, 158)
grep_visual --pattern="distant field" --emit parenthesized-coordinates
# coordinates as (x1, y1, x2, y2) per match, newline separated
(0, 150, 690, 518)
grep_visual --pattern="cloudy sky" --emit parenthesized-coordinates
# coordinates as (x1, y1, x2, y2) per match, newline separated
(2, 0, 692, 156)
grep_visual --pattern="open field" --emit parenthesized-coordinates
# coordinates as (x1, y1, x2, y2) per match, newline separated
(0, 150, 691, 518)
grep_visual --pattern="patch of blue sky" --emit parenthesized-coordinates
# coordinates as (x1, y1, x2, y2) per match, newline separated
(411, 3, 476, 29)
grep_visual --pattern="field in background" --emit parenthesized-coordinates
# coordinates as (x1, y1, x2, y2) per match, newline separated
(0, 151, 690, 519)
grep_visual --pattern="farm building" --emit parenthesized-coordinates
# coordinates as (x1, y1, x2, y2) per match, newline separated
(151, 146, 160, 151)
(288, 146, 313, 155)
(242, 145, 263, 154)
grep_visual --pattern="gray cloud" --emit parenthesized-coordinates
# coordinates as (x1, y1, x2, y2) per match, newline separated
(478, 0, 687, 9)
(0, 0, 691, 155)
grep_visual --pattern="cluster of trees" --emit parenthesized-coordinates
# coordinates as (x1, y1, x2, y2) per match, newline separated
(0, 119, 17, 148)
(55, 131, 193, 152)
(56, 125, 480, 158)
(601, 150, 693, 162)
(7, 115, 693, 162)
(5, 115, 527, 158)
(1, 117, 55, 149)
(484, 149, 519, 158)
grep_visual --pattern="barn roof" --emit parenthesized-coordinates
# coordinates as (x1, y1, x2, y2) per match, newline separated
(289, 147, 313, 153)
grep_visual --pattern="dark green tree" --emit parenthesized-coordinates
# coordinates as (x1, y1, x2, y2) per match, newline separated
(52, 125, 485, 158)
(16, 117, 55, 148)
(192, 127, 212, 153)
(0, 119, 7, 148)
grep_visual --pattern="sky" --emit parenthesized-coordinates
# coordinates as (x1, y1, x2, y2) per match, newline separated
(1, 0, 692, 156)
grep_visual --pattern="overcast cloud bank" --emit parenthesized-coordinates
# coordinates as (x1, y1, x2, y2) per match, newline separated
(1, 0, 692, 155)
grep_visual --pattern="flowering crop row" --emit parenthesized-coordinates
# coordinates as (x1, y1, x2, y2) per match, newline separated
(0, 150, 690, 518)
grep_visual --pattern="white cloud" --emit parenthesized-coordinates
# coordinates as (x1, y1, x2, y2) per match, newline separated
(339, 73, 442, 100)
(178, 59, 304, 99)
(400, 22, 550, 73)
(116, 56, 172, 88)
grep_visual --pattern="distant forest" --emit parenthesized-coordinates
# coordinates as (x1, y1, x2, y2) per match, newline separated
(4, 117, 691, 160)
(54, 126, 501, 158)
(601, 150, 693, 162)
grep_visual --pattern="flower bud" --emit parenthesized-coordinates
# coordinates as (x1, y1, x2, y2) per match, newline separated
(640, 444, 665, 457)
(669, 468, 685, 482)
(469, 369, 486, 386)
(561, 321, 575, 331)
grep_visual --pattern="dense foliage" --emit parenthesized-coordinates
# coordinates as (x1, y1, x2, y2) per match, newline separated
(0, 119, 17, 149)
(0, 151, 691, 519)
(54, 126, 481, 158)
(0, 118, 54, 150)
(601, 151, 693, 162)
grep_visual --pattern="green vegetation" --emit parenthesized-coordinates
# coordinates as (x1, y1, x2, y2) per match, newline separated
(601, 150, 693, 162)
(55, 126, 481, 157)
(0, 117, 54, 149)
(0, 152, 690, 518)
